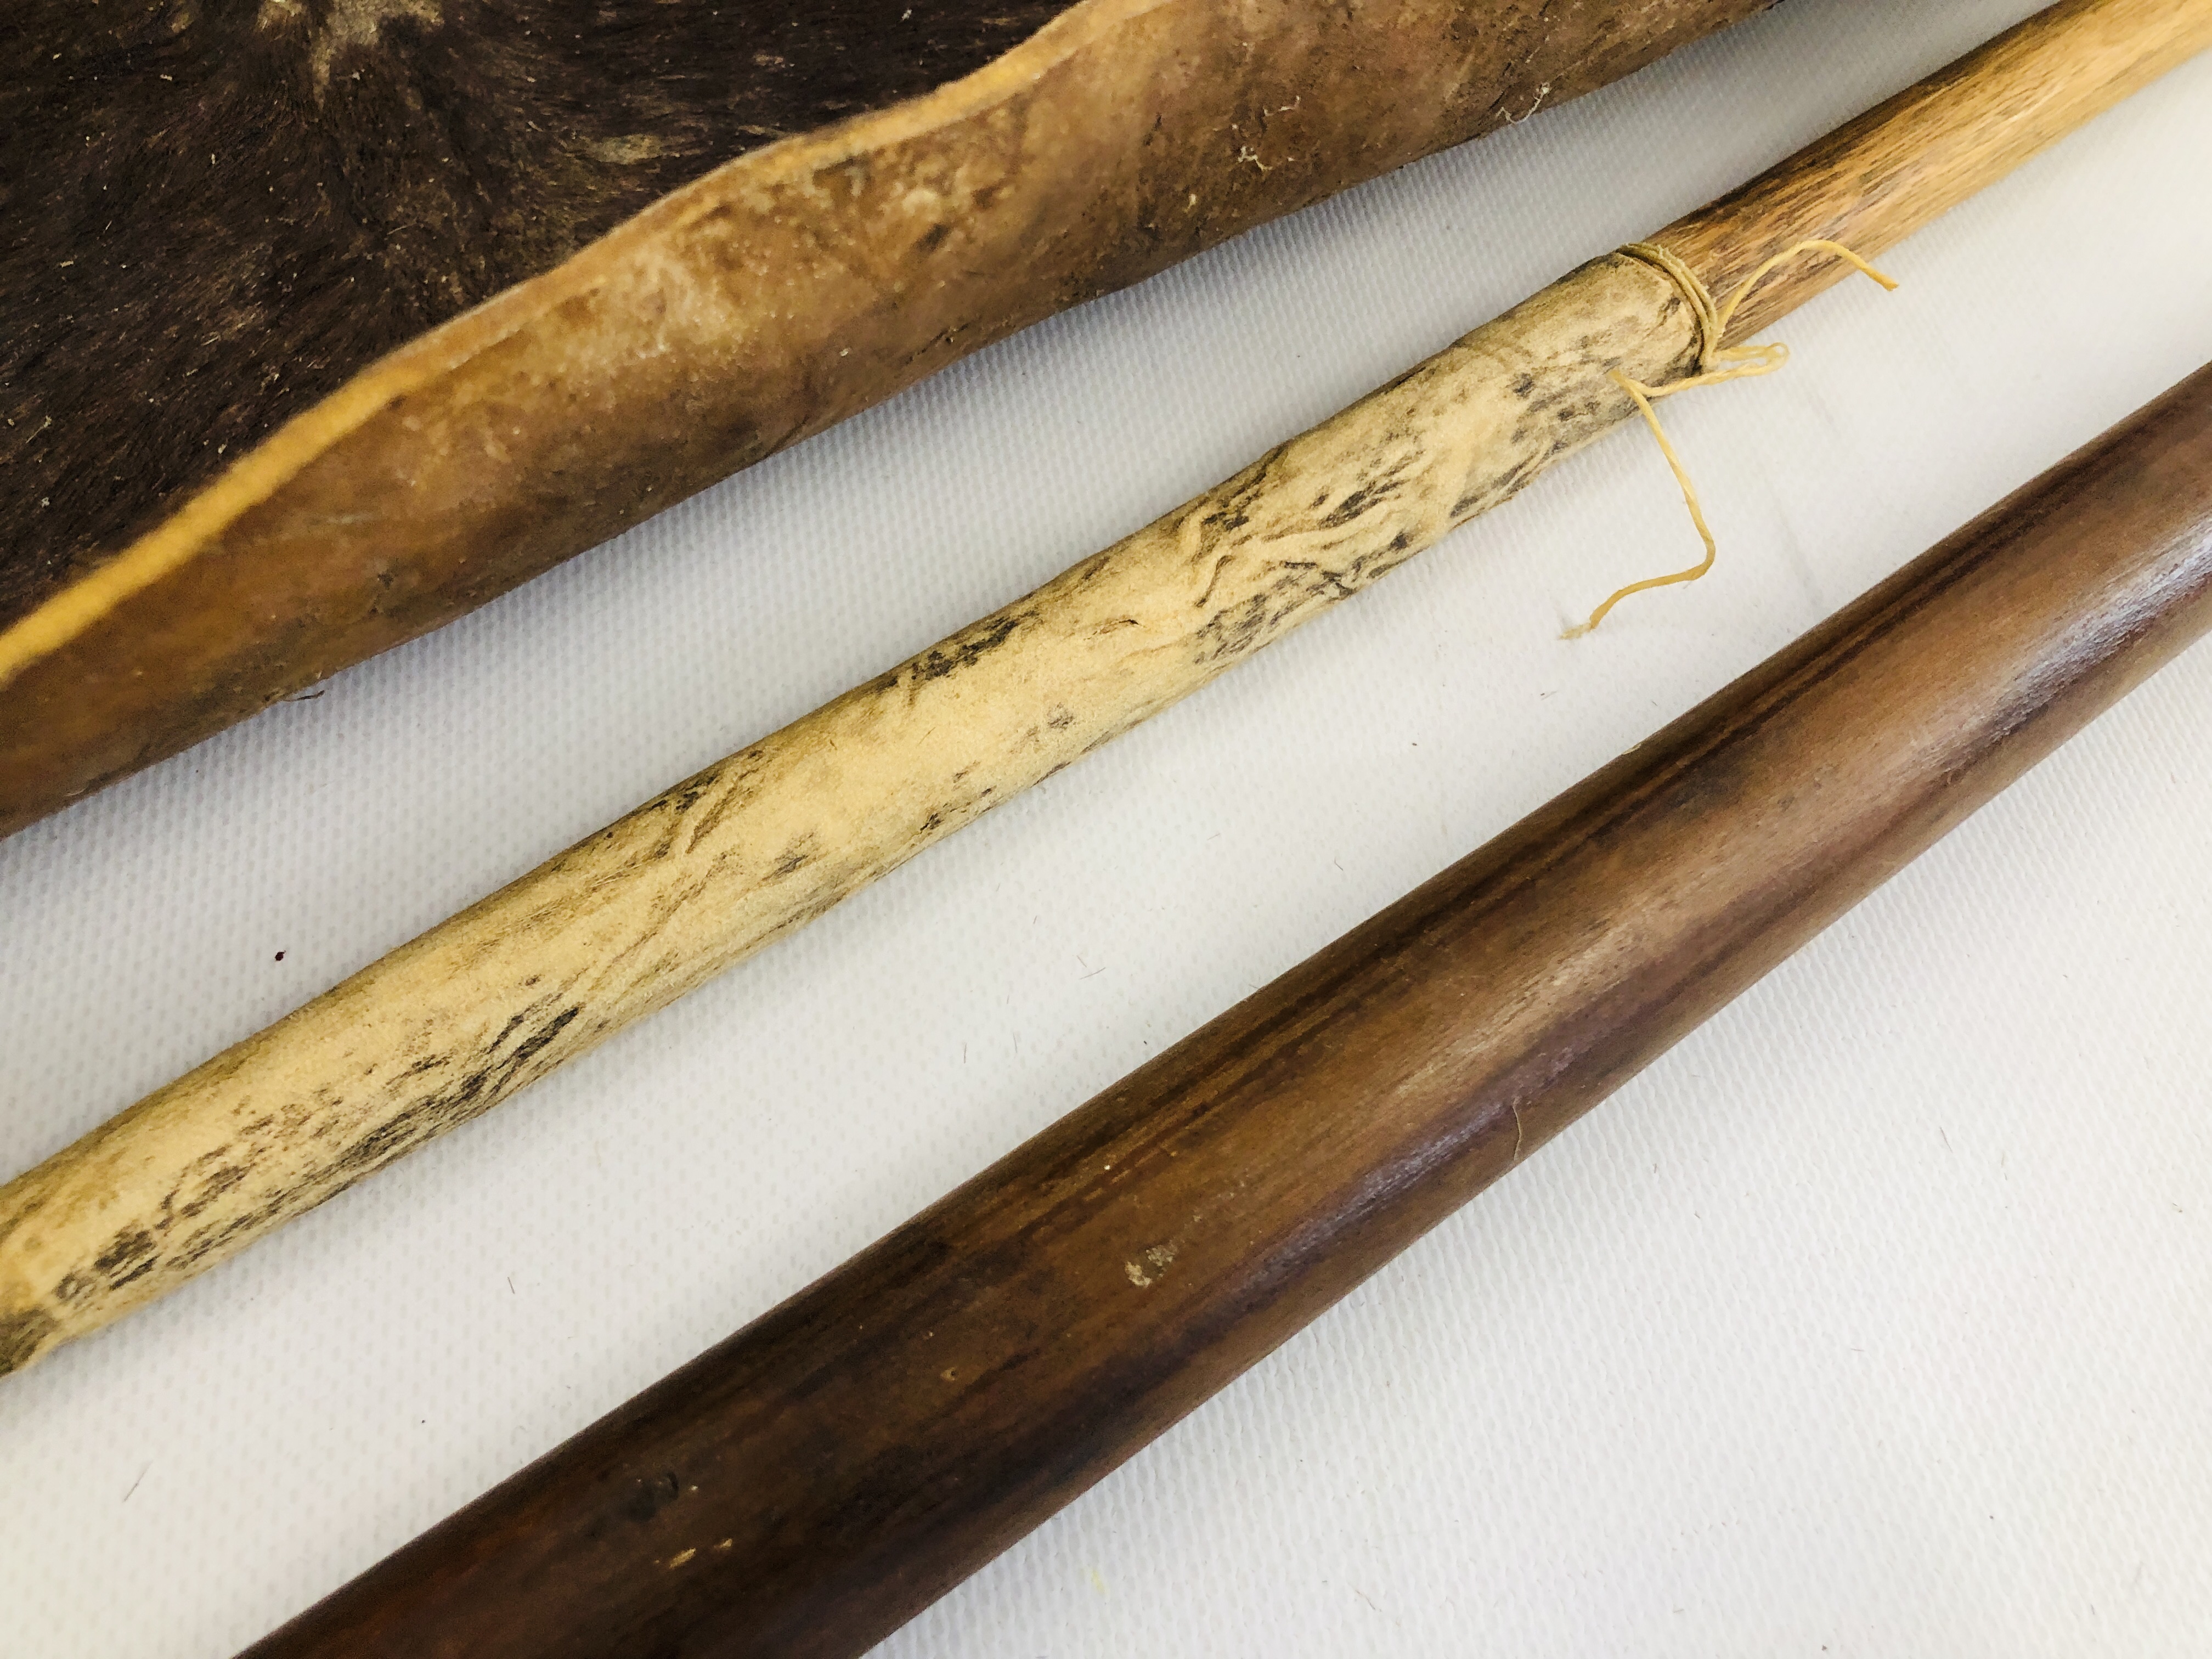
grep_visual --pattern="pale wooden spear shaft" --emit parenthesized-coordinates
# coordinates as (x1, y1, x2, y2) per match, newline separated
(2, 0, 2205, 1378)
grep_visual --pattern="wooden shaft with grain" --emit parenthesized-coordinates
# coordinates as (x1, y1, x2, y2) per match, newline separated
(3, 0, 2207, 1379)
(241, 365, 2212, 1658)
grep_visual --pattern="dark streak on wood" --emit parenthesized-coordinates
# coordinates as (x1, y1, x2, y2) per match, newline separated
(907, 612, 1030, 685)
(324, 1001, 580, 1178)
(0, 1310, 58, 1376)
(65, 995, 590, 1301)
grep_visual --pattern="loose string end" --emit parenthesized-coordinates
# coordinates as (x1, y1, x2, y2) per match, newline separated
(1712, 238, 1899, 340)
(1570, 236, 1897, 637)
(1565, 373, 1719, 638)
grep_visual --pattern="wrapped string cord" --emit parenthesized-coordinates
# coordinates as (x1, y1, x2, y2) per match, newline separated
(1570, 239, 1899, 637)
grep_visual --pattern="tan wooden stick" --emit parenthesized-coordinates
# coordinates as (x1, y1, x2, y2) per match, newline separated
(2, 0, 2205, 1379)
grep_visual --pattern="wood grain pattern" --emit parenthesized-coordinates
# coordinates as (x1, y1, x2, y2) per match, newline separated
(239, 363, 2212, 1659)
(0, 0, 1770, 836)
(0, 254, 1704, 1376)
(3, 0, 2204, 1379)
(1656, 0, 2212, 341)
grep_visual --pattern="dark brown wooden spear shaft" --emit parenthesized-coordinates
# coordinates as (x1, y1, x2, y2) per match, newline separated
(242, 362, 2212, 1658)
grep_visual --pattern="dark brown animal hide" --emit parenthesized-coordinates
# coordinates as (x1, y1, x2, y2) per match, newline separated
(0, 0, 1073, 628)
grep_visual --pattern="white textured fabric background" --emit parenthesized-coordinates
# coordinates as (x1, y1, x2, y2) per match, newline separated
(5, 3, 2211, 1654)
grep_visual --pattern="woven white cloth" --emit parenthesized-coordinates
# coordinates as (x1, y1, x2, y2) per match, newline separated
(4, 2, 2209, 1652)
